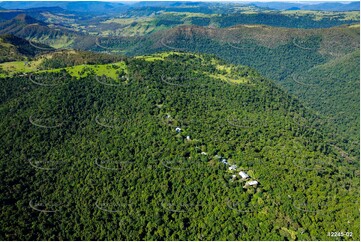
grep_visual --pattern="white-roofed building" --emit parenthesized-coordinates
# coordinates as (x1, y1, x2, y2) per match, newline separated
(245, 180, 258, 187)
(229, 165, 237, 171)
(239, 171, 249, 179)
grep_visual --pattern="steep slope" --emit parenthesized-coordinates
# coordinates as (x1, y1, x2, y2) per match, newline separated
(0, 52, 359, 240)
(283, 50, 360, 149)
(0, 14, 79, 49)
(0, 47, 126, 78)
(0, 34, 52, 63)
(134, 24, 359, 77)
(109, 24, 359, 155)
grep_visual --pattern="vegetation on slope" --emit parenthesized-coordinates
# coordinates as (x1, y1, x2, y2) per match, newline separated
(0, 49, 125, 77)
(283, 50, 360, 154)
(0, 14, 79, 49)
(111, 24, 359, 157)
(0, 53, 359, 240)
(0, 34, 50, 63)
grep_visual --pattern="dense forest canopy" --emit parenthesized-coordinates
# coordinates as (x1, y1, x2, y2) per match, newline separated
(0, 52, 359, 240)
(0, 1, 359, 240)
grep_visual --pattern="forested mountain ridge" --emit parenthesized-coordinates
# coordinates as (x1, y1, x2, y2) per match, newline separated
(252, 1, 360, 11)
(283, 49, 360, 151)
(0, 14, 80, 49)
(128, 24, 359, 72)
(109, 23, 358, 157)
(0, 37, 126, 77)
(0, 52, 359, 240)
(0, 34, 51, 63)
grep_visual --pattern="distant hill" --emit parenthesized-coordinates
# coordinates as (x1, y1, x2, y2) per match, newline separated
(251, 1, 360, 11)
(283, 50, 360, 148)
(0, 6, 88, 29)
(302, 1, 360, 11)
(0, 13, 48, 32)
(13, 13, 42, 24)
(0, 34, 51, 62)
(0, 1, 128, 13)
(130, 1, 211, 9)
(0, 14, 80, 49)
(1, 1, 358, 13)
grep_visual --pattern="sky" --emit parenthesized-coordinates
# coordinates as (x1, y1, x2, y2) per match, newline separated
(0, 0, 357, 2)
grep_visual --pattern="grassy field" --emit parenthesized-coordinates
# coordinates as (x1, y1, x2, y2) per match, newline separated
(77, 9, 359, 38)
(279, 10, 360, 21)
(0, 52, 62, 77)
(135, 51, 181, 61)
(42, 61, 127, 79)
(0, 38, 12, 48)
(99, 12, 218, 37)
(102, 17, 154, 25)
(207, 63, 250, 84)
(0, 59, 127, 79)
(1, 51, 251, 85)
(0, 60, 42, 77)
(207, 72, 249, 84)
(162, 11, 218, 18)
(136, 52, 250, 84)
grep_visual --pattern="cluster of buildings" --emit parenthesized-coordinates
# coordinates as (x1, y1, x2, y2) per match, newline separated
(228, 164, 259, 188)
(214, 154, 259, 188)
(171, 120, 259, 189)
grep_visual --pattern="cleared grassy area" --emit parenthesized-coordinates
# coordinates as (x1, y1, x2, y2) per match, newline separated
(136, 52, 208, 62)
(0, 60, 43, 77)
(135, 51, 190, 61)
(0, 52, 67, 77)
(1, 51, 248, 84)
(102, 17, 154, 25)
(39, 62, 127, 79)
(0, 59, 127, 79)
(99, 12, 218, 37)
(338, 11, 360, 21)
(162, 11, 218, 18)
(206, 59, 251, 84)
(348, 24, 360, 28)
(0, 38, 12, 48)
(136, 52, 250, 84)
(207, 72, 249, 84)
(280, 10, 360, 21)
(101, 17, 159, 36)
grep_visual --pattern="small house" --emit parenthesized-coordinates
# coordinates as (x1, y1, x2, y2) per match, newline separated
(246, 180, 258, 186)
(186, 136, 191, 140)
(201, 152, 207, 155)
(175, 127, 181, 133)
(221, 159, 228, 165)
(239, 171, 249, 179)
(229, 165, 237, 171)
